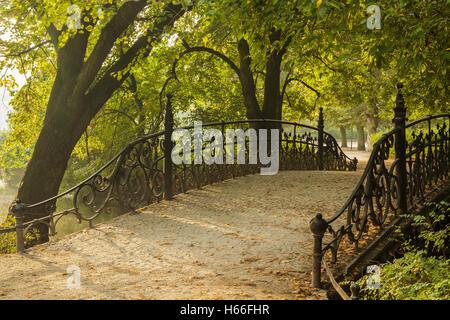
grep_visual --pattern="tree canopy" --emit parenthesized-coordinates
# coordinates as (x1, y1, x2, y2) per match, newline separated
(0, 0, 447, 227)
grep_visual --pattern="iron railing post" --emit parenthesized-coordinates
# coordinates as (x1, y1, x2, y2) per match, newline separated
(350, 283, 360, 300)
(318, 107, 324, 170)
(393, 83, 408, 214)
(10, 199, 25, 253)
(164, 93, 174, 201)
(310, 213, 327, 288)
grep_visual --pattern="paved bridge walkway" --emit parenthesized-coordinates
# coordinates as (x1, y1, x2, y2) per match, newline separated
(0, 152, 370, 300)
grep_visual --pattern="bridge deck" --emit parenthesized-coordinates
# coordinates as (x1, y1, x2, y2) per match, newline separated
(0, 153, 369, 300)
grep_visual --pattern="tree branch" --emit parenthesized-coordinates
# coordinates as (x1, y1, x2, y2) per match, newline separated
(103, 108, 138, 126)
(312, 54, 340, 73)
(287, 77, 321, 97)
(2, 41, 51, 58)
(39, 46, 56, 70)
(279, 33, 294, 58)
(84, 2, 187, 116)
(280, 64, 294, 107)
(172, 44, 241, 78)
(73, 0, 148, 97)
(284, 77, 321, 108)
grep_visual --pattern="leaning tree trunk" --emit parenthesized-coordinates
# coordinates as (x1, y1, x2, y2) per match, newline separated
(17, 91, 93, 242)
(13, 1, 186, 243)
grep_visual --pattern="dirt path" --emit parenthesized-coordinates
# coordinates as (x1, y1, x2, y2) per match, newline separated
(0, 169, 365, 300)
(341, 149, 373, 170)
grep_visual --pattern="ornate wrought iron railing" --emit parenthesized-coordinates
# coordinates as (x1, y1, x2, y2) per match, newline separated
(310, 83, 450, 290)
(3, 99, 356, 252)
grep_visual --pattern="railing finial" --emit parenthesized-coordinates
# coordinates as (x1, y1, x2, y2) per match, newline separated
(350, 283, 360, 300)
(310, 213, 327, 235)
(10, 198, 24, 214)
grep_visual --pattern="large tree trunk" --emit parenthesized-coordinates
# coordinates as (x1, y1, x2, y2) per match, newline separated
(235, 31, 288, 155)
(262, 31, 283, 121)
(237, 30, 291, 124)
(14, 2, 186, 243)
(237, 39, 263, 121)
(262, 29, 291, 123)
(17, 98, 89, 242)
(339, 126, 348, 148)
(357, 125, 366, 151)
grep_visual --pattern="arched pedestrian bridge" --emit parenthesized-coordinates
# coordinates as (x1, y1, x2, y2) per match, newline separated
(0, 85, 448, 299)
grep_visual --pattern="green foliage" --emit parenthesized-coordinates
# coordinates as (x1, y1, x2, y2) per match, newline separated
(368, 125, 443, 151)
(0, 129, 7, 146)
(360, 0, 449, 113)
(354, 201, 450, 300)
(0, 0, 447, 204)
(408, 201, 450, 257)
(0, 215, 16, 254)
(0, 62, 53, 169)
(0, 214, 43, 255)
(358, 250, 450, 300)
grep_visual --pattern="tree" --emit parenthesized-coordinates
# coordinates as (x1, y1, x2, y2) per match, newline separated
(1, 0, 448, 243)
(0, 0, 190, 241)
(166, 0, 355, 126)
(359, 0, 449, 114)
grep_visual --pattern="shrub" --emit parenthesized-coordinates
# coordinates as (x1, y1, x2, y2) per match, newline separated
(0, 214, 16, 254)
(411, 201, 449, 257)
(0, 214, 43, 255)
(352, 201, 449, 300)
(357, 250, 450, 300)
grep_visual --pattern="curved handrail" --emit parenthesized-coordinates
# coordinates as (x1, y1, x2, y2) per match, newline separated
(405, 113, 450, 129)
(26, 131, 165, 209)
(22, 119, 353, 209)
(322, 113, 450, 264)
(326, 127, 400, 225)
(3, 118, 356, 245)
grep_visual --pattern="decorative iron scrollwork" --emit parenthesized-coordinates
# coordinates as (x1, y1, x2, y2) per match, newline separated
(322, 114, 449, 266)
(6, 118, 357, 249)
